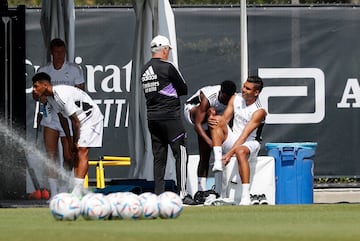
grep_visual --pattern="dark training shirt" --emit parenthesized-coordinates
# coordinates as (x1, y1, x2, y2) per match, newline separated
(141, 58, 187, 120)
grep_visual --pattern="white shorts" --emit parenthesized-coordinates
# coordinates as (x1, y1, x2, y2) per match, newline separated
(222, 125, 260, 161)
(184, 103, 209, 130)
(78, 121, 103, 148)
(40, 107, 72, 137)
(183, 103, 198, 125)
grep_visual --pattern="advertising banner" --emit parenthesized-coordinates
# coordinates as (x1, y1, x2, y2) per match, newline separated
(24, 6, 360, 181)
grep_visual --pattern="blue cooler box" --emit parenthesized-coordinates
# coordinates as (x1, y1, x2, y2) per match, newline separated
(265, 142, 317, 204)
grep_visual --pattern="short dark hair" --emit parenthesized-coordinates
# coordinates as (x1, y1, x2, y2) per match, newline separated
(32, 72, 51, 83)
(50, 38, 66, 50)
(220, 80, 237, 96)
(247, 75, 263, 92)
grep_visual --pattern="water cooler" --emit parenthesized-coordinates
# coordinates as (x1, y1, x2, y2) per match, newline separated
(266, 142, 317, 204)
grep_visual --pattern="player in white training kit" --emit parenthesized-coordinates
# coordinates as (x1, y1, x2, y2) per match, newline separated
(208, 76, 266, 205)
(32, 72, 104, 199)
(184, 81, 236, 192)
(37, 38, 85, 197)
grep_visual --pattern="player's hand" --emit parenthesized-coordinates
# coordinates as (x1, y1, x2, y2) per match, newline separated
(222, 152, 232, 166)
(208, 115, 221, 128)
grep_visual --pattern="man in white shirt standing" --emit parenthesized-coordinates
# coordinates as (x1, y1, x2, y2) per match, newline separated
(37, 38, 85, 198)
(32, 72, 103, 199)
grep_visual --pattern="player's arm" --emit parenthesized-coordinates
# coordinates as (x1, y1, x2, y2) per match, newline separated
(194, 92, 212, 147)
(69, 113, 81, 148)
(221, 95, 235, 124)
(58, 113, 71, 138)
(169, 64, 187, 96)
(208, 95, 235, 128)
(58, 113, 74, 152)
(226, 108, 267, 158)
(74, 65, 86, 91)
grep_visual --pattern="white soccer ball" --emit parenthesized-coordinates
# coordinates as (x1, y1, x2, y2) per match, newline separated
(49, 192, 81, 221)
(105, 192, 126, 220)
(81, 193, 112, 220)
(139, 192, 160, 219)
(80, 192, 96, 213)
(158, 191, 183, 219)
(117, 192, 143, 220)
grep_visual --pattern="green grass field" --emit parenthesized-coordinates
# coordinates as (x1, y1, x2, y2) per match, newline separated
(1, 204, 359, 241)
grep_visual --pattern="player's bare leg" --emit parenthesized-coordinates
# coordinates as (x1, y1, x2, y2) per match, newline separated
(71, 147, 89, 199)
(197, 133, 211, 191)
(59, 136, 73, 192)
(210, 119, 227, 173)
(234, 145, 251, 205)
(44, 127, 60, 198)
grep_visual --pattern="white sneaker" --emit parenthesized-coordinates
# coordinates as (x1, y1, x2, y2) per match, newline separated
(210, 197, 235, 206)
(239, 196, 251, 206)
(212, 160, 223, 172)
(258, 194, 268, 205)
(204, 194, 217, 206)
(250, 194, 260, 205)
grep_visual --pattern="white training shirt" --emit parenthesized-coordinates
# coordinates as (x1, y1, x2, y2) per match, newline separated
(47, 85, 103, 127)
(232, 93, 266, 140)
(186, 85, 227, 115)
(38, 61, 85, 128)
(38, 61, 84, 86)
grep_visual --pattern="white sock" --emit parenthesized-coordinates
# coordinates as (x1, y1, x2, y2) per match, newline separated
(71, 177, 85, 197)
(213, 146, 222, 162)
(198, 177, 207, 191)
(48, 178, 58, 197)
(73, 177, 84, 187)
(241, 183, 250, 199)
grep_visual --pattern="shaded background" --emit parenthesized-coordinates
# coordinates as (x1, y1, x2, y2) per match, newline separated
(4, 6, 359, 194)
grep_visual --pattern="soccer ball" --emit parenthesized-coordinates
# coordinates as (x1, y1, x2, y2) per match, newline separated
(81, 193, 112, 220)
(139, 192, 160, 219)
(105, 192, 126, 220)
(80, 192, 96, 213)
(49, 192, 81, 221)
(117, 192, 143, 220)
(158, 191, 183, 219)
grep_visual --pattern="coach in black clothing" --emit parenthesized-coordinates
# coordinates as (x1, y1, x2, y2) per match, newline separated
(141, 35, 195, 205)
